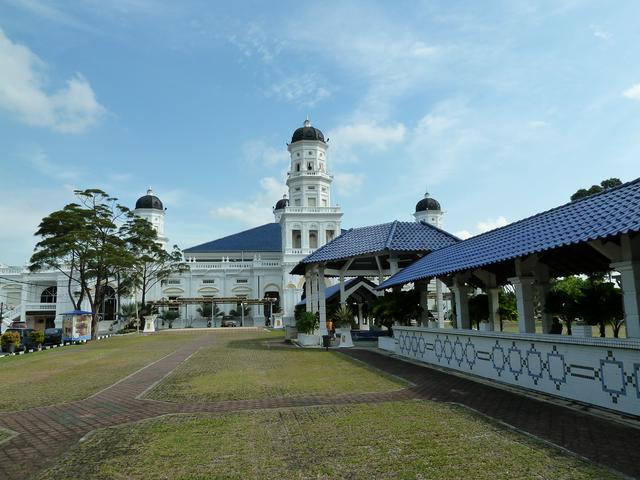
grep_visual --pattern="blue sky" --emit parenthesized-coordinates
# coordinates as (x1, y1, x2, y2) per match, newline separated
(1, 1, 640, 265)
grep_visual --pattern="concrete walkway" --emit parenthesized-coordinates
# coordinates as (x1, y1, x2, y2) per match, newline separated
(0, 336, 638, 479)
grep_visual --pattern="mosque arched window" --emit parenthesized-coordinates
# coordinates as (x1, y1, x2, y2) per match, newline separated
(40, 286, 57, 303)
(99, 285, 117, 321)
(309, 231, 318, 249)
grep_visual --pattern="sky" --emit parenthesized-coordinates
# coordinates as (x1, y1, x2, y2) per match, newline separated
(1, 0, 640, 265)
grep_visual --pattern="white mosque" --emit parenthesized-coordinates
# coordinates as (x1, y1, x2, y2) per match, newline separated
(0, 120, 446, 331)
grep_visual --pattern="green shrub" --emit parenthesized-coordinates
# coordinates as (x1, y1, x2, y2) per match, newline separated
(332, 306, 355, 328)
(295, 310, 319, 334)
(1, 331, 21, 350)
(29, 330, 45, 345)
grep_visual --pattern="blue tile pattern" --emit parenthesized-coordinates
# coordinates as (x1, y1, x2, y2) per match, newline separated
(296, 220, 459, 266)
(184, 223, 282, 253)
(381, 178, 640, 288)
(394, 327, 640, 416)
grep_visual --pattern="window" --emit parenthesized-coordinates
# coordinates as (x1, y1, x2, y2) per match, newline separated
(292, 230, 302, 248)
(40, 286, 57, 303)
(295, 187, 301, 191)
(166, 279, 181, 285)
(294, 199, 301, 206)
(308, 151, 313, 155)
(321, 199, 327, 206)
(295, 163, 300, 172)
(308, 197, 316, 207)
(321, 187, 327, 192)
(202, 279, 215, 284)
(307, 186, 315, 190)
(309, 230, 318, 249)
(326, 229, 335, 242)
(236, 279, 248, 284)
(297, 152, 300, 157)
(100, 285, 116, 321)
(307, 162, 313, 171)
(319, 163, 325, 172)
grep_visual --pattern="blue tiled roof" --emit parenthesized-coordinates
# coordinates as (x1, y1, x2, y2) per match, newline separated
(297, 221, 460, 265)
(184, 223, 282, 253)
(380, 178, 640, 288)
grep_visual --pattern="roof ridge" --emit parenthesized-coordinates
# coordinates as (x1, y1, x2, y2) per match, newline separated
(417, 220, 462, 242)
(384, 220, 399, 250)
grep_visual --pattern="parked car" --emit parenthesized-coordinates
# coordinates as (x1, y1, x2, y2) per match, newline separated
(44, 328, 63, 346)
(221, 319, 238, 327)
(3, 328, 37, 351)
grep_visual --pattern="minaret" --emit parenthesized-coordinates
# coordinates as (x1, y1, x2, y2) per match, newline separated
(413, 191, 443, 228)
(279, 119, 343, 323)
(133, 188, 169, 248)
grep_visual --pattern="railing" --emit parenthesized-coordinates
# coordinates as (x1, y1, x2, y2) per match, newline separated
(189, 260, 281, 271)
(24, 303, 57, 312)
(287, 171, 333, 180)
(282, 207, 341, 214)
(284, 248, 315, 255)
(1, 306, 20, 325)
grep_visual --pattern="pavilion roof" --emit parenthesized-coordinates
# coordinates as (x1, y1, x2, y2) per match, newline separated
(291, 221, 459, 275)
(184, 223, 282, 253)
(379, 177, 640, 289)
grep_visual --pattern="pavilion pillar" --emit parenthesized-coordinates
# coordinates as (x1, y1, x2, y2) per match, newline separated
(357, 302, 364, 329)
(339, 274, 346, 307)
(486, 287, 499, 332)
(435, 279, 444, 327)
(450, 278, 471, 329)
(611, 260, 640, 338)
(389, 255, 399, 276)
(305, 270, 312, 312)
(415, 280, 429, 326)
(537, 282, 553, 333)
(317, 266, 328, 336)
(309, 269, 317, 314)
(509, 276, 536, 333)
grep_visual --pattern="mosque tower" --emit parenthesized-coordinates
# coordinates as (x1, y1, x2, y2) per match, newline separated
(277, 119, 343, 319)
(413, 191, 443, 228)
(134, 188, 169, 248)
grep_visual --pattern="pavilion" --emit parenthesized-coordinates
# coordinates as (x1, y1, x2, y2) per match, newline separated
(377, 178, 640, 416)
(291, 220, 460, 336)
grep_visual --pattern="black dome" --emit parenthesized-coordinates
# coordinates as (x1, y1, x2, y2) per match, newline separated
(135, 189, 163, 210)
(415, 196, 441, 212)
(291, 119, 325, 143)
(274, 197, 289, 210)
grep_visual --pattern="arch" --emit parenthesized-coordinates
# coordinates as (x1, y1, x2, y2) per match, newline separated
(162, 287, 185, 296)
(232, 286, 252, 294)
(198, 286, 220, 294)
(100, 285, 116, 321)
(40, 286, 57, 303)
(263, 283, 280, 294)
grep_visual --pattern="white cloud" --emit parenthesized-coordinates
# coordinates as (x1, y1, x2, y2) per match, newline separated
(454, 216, 510, 240)
(242, 140, 289, 168)
(333, 173, 364, 197)
(210, 176, 286, 226)
(527, 120, 548, 128)
(269, 74, 330, 107)
(477, 216, 509, 233)
(623, 84, 640, 101)
(327, 122, 406, 165)
(28, 149, 81, 181)
(590, 25, 612, 41)
(0, 28, 105, 133)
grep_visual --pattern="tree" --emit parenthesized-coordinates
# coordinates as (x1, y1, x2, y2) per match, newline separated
(544, 276, 586, 335)
(498, 291, 518, 331)
(371, 290, 422, 335)
(30, 189, 159, 340)
(570, 178, 622, 201)
(197, 302, 224, 321)
(122, 216, 187, 320)
(577, 280, 624, 338)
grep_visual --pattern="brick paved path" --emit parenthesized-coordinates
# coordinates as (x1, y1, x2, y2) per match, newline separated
(0, 335, 638, 479)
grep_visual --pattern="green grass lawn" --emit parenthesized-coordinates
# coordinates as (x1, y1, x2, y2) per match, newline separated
(145, 330, 405, 402)
(0, 332, 200, 411)
(35, 401, 618, 480)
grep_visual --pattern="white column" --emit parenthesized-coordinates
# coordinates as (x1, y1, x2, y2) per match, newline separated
(317, 267, 328, 336)
(357, 302, 364, 330)
(450, 283, 471, 329)
(305, 270, 312, 312)
(487, 287, 499, 332)
(611, 260, 640, 338)
(537, 282, 553, 333)
(415, 281, 429, 326)
(388, 255, 399, 276)
(339, 274, 346, 307)
(509, 276, 536, 333)
(435, 279, 444, 327)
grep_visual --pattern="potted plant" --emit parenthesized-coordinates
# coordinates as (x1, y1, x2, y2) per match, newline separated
(332, 306, 355, 348)
(1, 331, 21, 353)
(160, 310, 180, 329)
(28, 330, 45, 350)
(295, 310, 319, 346)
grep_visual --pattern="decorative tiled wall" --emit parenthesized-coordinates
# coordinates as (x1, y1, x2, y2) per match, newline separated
(394, 327, 640, 417)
